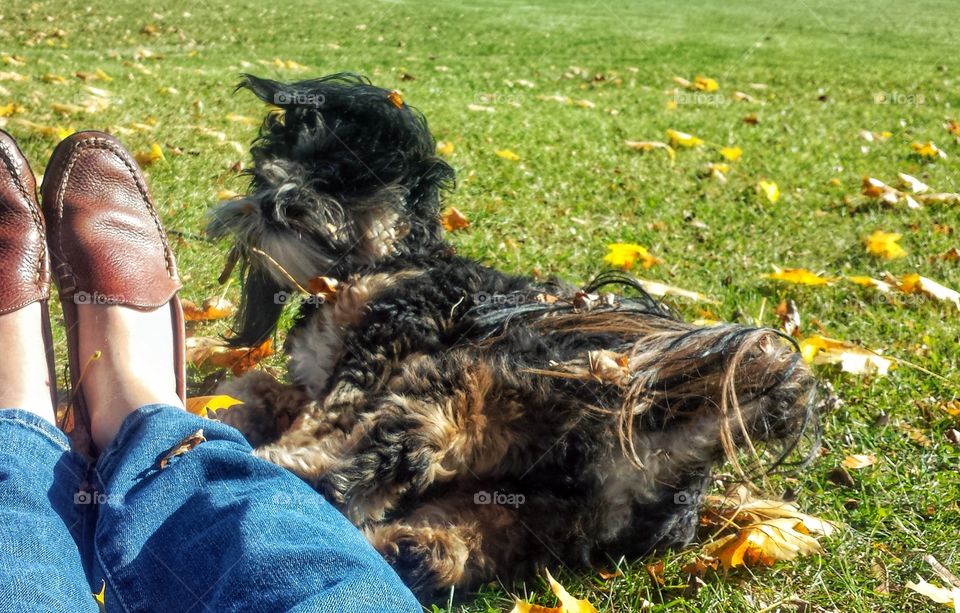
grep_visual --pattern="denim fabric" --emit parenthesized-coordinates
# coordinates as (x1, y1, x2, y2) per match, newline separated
(0, 409, 99, 612)
(0, 405, 421, 613)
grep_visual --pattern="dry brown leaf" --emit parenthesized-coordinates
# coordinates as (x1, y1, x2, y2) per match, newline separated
(841, 454, 877, 469)
(775, 299, 801, 337)
(906, 578, 960, 610)
(182, 296, 236, 322)
(186, 336, 274, 375)
(704, 486, 836, 537)
(645, 560, 666, 586)
(899, 274, 960, 309)
(703, 517, 825, 569)
(441, 206, 470, 232)
(159, 428, 206, 469)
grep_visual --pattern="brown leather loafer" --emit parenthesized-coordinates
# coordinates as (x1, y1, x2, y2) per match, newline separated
(41, 131, 186, 445)
(0, 129, 57, 405)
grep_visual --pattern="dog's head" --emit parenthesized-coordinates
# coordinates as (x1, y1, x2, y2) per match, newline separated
(208, 73, 454, 344)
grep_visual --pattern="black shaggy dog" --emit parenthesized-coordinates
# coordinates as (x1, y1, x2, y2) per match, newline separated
(207, 73, 820, 599)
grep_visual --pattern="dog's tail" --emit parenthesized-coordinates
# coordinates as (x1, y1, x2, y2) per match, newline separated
(208, 73, 454, 345)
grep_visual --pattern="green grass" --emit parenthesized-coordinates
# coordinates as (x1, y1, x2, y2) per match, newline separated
(2, 0, 959, 610)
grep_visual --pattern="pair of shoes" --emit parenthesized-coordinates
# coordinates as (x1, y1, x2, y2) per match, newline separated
(0, 129, 186, 454)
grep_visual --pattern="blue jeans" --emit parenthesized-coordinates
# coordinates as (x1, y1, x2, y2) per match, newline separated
(0, 405, 420, 612)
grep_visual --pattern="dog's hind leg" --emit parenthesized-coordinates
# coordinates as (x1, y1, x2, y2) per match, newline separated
(318, 354, 530, 524)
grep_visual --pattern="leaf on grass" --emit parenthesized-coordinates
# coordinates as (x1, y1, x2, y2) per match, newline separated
(467, 103, 495, 113)
(185, 395, 243, 418)
(0, 71, 28, 82)
(775, 299, 801, 337)
(764, 267, 833, 286)
(704, 486, 836, 537)
(703, 517, 826, 570)
(182, 296, 236, 322)
(719, 145, 742, 161)
(666, 128, 704, 148)
(842, 454, 877, 469)
(703, 162, 729, 182)
(757, 179, 780, 203)
(0, 103, 24, 117)
(441, 206, 470, 232)
(603, 243, 661, 270)
(898, 173, 930, 194)
(13, 118, 73, 141)
(862, 176, 920, 209)
(799, 334, 893, 376)
(693, 75, 719, 92)
(225, 112, 258, 125)
(906, 578, 960, 610)
(624, 140, 676, 161)
(864, 230, 907, 260)
(846, 275, 894, 293)
(436, 140, 454, 156)
(948, 120, 960, 138)
(42, 73, 69, 85)
(186, 337, 274, 375)
(496, 148, 521, 161)
(510, 569, 598, 613)
(899, 274, 960, 308)
(636, 279, 716, 303)
(912, 141, 947, 160)
(134, 143, 164, 166)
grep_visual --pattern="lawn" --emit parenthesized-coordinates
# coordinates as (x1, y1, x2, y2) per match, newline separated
(2, 0, 959, 610)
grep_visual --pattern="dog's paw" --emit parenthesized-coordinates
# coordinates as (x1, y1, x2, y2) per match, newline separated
(370, 524, 469, 599)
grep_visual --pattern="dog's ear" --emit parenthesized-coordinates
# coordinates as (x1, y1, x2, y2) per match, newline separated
(229, 265, 288, 347)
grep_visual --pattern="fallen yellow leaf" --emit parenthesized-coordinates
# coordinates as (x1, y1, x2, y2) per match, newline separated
(0, 103, 24, 117)
(666, 128, 703, 148)
(624, 140, 676, 161)
(764, 267, 833, 286)
(635, 279, 716, 303)
(134, 143, 165, 166)
(719, 146, 742, 161)
(704, 517, 825, 569)
(496, 149, 521, 161)
(185, 395, 244, 418)
(757, 179, 780, 203)
(693, 75, 719, 92)
(799, 334, 893, 376)
(912, 141, 947, 160)
(603, 243, 661, 270)
(864, 230, 907, 260)
(436, 140, 454, 156)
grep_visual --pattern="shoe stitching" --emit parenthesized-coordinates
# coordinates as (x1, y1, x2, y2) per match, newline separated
(54, 137, 179, 288)
(0, 138, 47, 287)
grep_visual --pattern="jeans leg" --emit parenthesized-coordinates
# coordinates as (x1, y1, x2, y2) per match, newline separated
(0, 409, 100, 612)
(92, 404, 420, 613)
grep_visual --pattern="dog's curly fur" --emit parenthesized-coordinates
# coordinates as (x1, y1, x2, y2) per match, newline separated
(207, 73, 821, 599)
